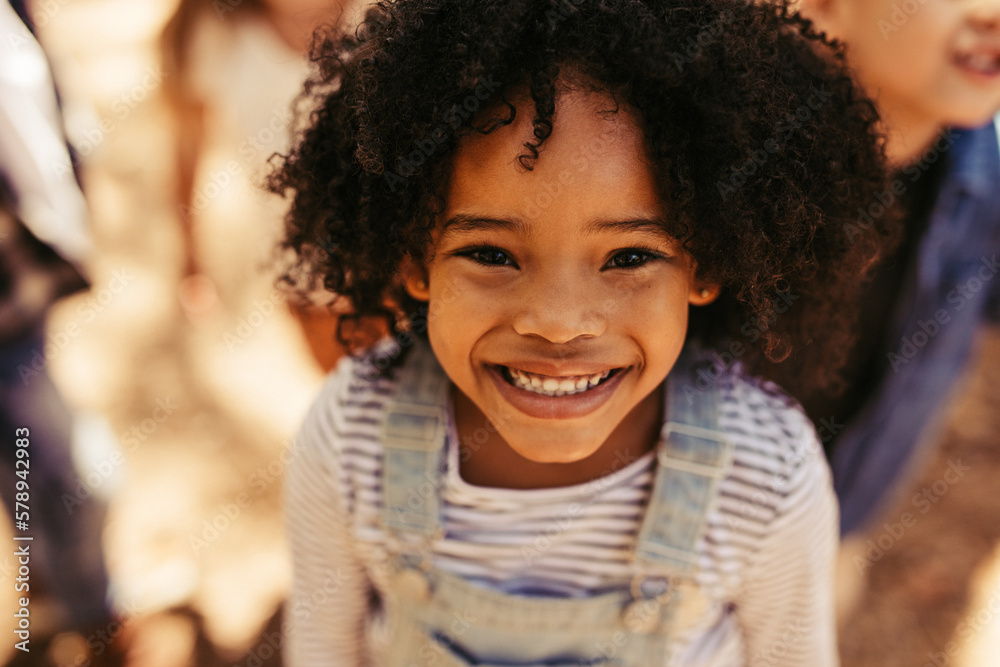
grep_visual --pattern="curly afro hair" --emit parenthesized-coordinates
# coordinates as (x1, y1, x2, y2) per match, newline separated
(267, 0, 896, 398)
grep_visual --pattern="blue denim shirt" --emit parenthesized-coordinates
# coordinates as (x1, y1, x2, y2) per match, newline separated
(832, 118, 1000, 535)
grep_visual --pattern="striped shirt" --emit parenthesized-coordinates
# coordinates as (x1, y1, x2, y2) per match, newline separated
(284, 349, 839, 666)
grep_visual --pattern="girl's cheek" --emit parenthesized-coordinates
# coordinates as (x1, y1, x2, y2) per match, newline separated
(428, 276, 502, 325)
(442, 268, 518, 300)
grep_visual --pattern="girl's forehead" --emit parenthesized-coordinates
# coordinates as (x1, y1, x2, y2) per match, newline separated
(444, 87, 664, 230)
(462, 86, 645, 164)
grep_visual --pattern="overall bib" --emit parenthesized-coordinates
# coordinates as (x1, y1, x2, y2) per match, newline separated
(377, 343, 734, 667)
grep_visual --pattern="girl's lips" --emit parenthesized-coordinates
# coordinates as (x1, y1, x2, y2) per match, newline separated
(486, 363, 630, 420)
(955, 50, 1000, 81)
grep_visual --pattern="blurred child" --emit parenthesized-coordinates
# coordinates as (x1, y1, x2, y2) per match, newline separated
(794, 0, 1000, 535)
(160, 0, 358, 370)
(272, 1, 894, 664)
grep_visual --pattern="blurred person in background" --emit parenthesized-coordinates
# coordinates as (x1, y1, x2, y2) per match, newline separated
(0, 2, 126, 665)
(788, 0, 1000, 536)
(160, 0, 361, 372)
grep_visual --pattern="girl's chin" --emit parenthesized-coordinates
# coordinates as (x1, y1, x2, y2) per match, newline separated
(937, 90, 1000, 129)
(501, 429, 610, 464)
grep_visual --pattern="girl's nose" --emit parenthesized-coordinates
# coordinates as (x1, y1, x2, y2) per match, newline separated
(511, 277, 609, 344)
(970, 0, 1000, 30)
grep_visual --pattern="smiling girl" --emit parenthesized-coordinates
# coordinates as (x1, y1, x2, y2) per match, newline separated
(271, 1, 891, 665)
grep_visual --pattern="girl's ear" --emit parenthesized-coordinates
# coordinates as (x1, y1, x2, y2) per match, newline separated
(686, 260, 720, 306)
(688, 282, 721, 307)
(402, 257, 430, 301)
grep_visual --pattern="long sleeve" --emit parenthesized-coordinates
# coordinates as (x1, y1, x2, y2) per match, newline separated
(284, 370, 373, 667)
(734, 428, 840, 667)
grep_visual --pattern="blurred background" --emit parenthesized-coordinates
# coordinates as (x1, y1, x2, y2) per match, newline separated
(0, 0, 998, 665)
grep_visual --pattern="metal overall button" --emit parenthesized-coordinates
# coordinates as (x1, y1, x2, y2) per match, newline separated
(622, 575, 675, 634)
(387, 530, 440, 603)
(395, 567, 431, 602)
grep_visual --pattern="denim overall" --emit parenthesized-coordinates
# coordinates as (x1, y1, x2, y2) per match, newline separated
(377, 343, 734, 667)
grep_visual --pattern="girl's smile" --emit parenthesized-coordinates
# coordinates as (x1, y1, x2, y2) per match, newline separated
(954, 41, 1000, 81)
(487, 363, 627, 419)
(404, 81, 718, 484)
(497, 364, 618, 398)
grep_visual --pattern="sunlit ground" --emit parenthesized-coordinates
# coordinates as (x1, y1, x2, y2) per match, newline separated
(835, 330, 1000, 667)
(1, 0, 999, 665)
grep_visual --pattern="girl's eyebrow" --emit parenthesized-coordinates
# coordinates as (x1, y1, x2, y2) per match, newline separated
(441, 214, 530, 237)
(441, 213, 668, 238)
(583, 218, 669, 238)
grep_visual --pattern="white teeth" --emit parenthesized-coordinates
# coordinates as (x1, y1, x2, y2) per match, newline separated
(504, 367, 614, 397)
(961, 52, 1000, 74)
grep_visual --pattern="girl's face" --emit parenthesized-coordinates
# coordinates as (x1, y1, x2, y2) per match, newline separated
(806, 0, 1000, 130)
(405, 88, 717, 464)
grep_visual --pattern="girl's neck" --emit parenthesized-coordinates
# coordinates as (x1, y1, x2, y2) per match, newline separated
(454, 386, 663, 490)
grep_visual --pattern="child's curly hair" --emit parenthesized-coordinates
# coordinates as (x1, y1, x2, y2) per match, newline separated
(268, 0, 895, 398)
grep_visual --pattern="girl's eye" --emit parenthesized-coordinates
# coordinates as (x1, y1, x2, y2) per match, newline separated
(456, 246, 516, 267)
(605, 249, 661, 270)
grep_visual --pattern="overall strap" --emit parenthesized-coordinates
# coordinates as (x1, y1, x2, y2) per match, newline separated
(634, 351, 733, 575)
(380, 340, 451, 538)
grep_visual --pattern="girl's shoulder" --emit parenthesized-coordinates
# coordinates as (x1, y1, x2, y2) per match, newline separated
(298, 338, 408, 445)
(290, 341, 410, 519)
(677, 350, 835, 584)
(312, 338, 404, 408)
(679, 345, 822, 480)
(327, 338, 403, 388)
